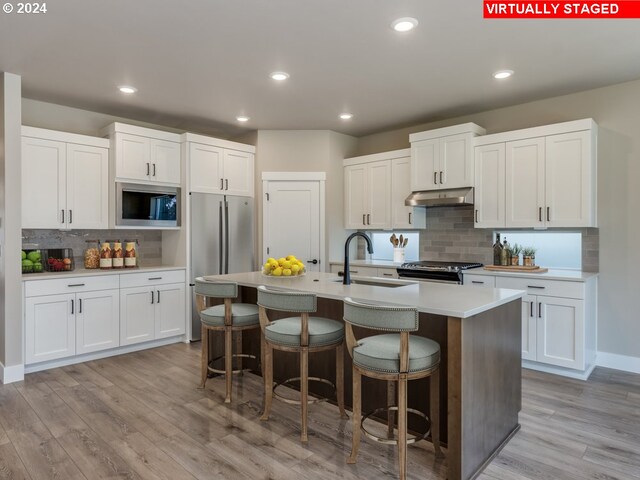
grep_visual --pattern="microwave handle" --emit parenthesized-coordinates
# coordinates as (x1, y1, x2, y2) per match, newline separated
(224, 200, 230, 274)
(219, 201, 223, 275)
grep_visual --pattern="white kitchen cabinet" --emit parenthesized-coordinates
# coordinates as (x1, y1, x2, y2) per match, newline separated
(25, 293, 76, 364)
(102, 123, 182, 186)
(344, 160, 391, 229)
(155, 283, 187, 338)
(184, 133, 256, 197)
(473, 143, 505, 228)
(120, 286, 156, 346)
(473, 119, 597, 229)
(463, 274, 496, 288)
(391, 157, 426, 229)
(344, 163, 368, 229)
(22, 128, 109, 230)
(536, 296, 584, 369)
(76, 289, 119, 355)
(410, 124, 486, 191)
(521, 294, 537, 361)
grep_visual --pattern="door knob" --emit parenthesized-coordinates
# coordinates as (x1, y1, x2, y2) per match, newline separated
(307, 259, 318, 265)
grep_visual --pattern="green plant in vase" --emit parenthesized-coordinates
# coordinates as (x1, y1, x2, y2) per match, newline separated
(522, 247, 537, 267)
(508, 243, 522, 266)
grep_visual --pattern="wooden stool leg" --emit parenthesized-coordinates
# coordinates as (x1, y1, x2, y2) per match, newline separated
(398, 374, 408, 480)
(199, 324, 208, 389)
(387, 380, 396, 439)
(347, 369, 361, 464)
(224, 327, 233, 403)
(261, 343, 273, 421)
(430, 368, 444, 459)
(336, 344, 348, 419)
(235, 330, 243, 375)
(300, 347, 309, 442)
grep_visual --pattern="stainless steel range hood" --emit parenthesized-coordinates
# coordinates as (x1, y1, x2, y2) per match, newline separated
(405, 187, 474, 207)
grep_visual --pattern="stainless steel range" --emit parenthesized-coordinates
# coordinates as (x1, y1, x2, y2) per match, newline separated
(396, 261, 483, 284)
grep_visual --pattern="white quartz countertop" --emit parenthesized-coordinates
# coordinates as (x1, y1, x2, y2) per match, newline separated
(22, 265, 185, 281)
(463, 267, 598, 282)
(329, 259, 402, 268)
(211, 271, 524, 319)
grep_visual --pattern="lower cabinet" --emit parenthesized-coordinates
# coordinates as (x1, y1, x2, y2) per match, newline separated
(536, 296, 584, 369)
(520, 294, 537, 362)
(25, 293, 76, 364)
(76, 290, 120, 355)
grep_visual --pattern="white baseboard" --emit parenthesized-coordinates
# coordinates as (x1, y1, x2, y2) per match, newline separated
(596, 351, 640, 375)
(522, 360, 596, 381)
(24, 335, 185, 374)
(0, 362, 25, 384)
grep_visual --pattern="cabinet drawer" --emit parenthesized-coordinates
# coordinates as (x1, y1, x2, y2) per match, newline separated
(495, 276, 584, 299)
(346, 266, 378, 277)
(377, 267, 399, 279)
(119, 269, 186, 289)
(464, 274, 496, 288)
(25, 275, 119, 297)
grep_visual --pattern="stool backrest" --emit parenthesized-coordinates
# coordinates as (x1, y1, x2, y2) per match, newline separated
(257, 286, 317, 313)
(195, 277, 238, 299)
(343, 297, 418, 332)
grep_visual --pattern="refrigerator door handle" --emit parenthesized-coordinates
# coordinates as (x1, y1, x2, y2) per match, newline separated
(219, 201, 224, 275)
(224, 200, 230, 274)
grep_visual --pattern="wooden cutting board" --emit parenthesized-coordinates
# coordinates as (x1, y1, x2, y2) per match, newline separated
(484, 265, 549, 273)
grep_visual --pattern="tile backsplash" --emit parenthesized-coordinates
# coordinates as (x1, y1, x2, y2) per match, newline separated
(22, 229, 163, 267)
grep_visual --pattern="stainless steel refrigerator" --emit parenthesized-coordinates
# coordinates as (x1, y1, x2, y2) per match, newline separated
(190, 193, 254, 339)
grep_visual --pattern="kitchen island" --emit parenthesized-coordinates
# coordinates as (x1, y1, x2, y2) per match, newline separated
(210, 271, 524, 480)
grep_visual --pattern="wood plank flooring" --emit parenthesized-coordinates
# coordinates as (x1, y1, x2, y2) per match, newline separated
(1, 343, 639, 479)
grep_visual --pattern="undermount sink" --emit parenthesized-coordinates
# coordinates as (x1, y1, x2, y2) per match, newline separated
(333, 277, 415, 288)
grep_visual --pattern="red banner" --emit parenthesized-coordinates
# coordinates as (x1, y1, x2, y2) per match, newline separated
(484, 1, 640, 18)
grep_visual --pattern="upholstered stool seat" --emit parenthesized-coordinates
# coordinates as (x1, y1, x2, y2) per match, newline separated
(195, 277, 261, 404)
(353, 334, 440, 374)
(265, 316, 344, 347)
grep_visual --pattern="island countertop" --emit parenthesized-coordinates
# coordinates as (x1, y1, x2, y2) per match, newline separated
(210, 271, 524, 318)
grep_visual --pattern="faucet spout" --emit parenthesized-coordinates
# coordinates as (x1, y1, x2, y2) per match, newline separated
(343, 232, 374, 285)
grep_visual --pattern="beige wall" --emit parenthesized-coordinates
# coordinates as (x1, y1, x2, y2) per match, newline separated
(254, 130, 357, 267)
(356, 78, 640, 361)
(1, 73, 23, 372)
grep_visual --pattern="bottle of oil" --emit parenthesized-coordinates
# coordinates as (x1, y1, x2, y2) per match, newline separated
(500, 238, 509, 266)
(493, 233, 502, 265)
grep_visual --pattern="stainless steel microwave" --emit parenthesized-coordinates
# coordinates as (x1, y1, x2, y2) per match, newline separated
(116, 183, 180, 228)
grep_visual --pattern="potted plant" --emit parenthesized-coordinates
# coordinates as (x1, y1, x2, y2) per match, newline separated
(508, 244, 522, 266)
(522, 247, 537, 267)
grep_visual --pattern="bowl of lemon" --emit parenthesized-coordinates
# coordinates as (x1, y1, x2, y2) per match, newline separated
(262, 255, 306, 277)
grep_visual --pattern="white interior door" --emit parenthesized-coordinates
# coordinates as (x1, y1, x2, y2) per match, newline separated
(263, 180, 322, 272)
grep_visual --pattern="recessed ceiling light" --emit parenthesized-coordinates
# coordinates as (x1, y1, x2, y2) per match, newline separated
(493, 70, 514, 79)
(270, 72, 290, 81)
(339, 113, 354, 120)
(391, 17, 419, 32)
(236, 116, 250, 122)
(118, 85, 137, 94)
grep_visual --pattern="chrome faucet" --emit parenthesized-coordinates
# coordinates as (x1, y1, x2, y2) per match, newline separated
(343, 232, 374, 285)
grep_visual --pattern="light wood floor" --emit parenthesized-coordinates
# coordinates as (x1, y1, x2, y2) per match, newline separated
(1, 343, 639, 480)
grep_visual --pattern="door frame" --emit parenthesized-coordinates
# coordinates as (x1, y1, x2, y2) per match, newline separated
(262, 172, 326, 271)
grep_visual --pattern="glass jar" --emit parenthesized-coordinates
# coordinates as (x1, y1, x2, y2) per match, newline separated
(124, 240, 137, 268)
(100, 242, 112, 270)
(84, 240, 100, 269)
(112, 241, 124, 269)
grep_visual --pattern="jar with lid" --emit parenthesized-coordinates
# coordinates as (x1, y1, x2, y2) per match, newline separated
(84, 240, 100, 269)
(124, 240, 137, 268)
(100, 242, 112, 270)
(112, 241, 124, 269)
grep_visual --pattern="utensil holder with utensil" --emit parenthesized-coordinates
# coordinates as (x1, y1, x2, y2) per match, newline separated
(393, 248, 406, 263)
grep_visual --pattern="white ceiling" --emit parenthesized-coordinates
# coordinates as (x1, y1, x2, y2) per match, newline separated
(1, 1, 640, 138)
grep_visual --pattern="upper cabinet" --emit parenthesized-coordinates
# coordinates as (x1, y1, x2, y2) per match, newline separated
(344, 149, 425, 230)
(473, 119, 597, 229)
(409, 123, 486, 191)
(183, 133, 255, 197)
(101, 123, 181, 186)
(22, 127, 109, 230)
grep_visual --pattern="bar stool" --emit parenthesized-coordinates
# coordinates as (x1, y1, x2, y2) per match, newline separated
(343, 297, 443, 480)
(257, 285, 348, 442)
(195, 277, 260, 403)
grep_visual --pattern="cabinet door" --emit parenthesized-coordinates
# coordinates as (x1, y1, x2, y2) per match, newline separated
(411, 139, 439, 191)
(22, 137, 66, 229)
(391, 157, 424, 229)
(536, 296, 584, 369)
(440, 134, 472, 188)
(344, 164, 367, 229)
(25, 294, 75, 364)
(155, 283, 186, 338)
(189, 143, 224, 193)
(120, 287, 155, 346)
(223, 149, 254, 197)
(521, 294, 537, 361)
(76, 290, 119, 355)
(367, 160, 392, 229)
(545, 131, 593, 227)
(474, 144, 506, 228)
(505, 137, 545, 227)
(151, 139, 181, 185)
(115, 133, 151, 182)
(66, 144, 109, 229)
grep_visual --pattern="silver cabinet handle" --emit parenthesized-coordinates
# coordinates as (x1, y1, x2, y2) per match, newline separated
(151, 291, 155, 304)
(148, 277, 163, 280)
(530, 302, 534, 318)
(439, 171, 443, 184)
(433, 172, 437, 185)
(367, 213, 370, 225)
(220, 178, 224, 190)
(539, 207, 542, 222)
(225, 179, 229, 190)
(146, 163, 150, 176)
(71, 299, 74, 315)
(350, 270, 359, 274)
(408, 212, 412, 225)
(68, 283, 85, 287)
(538, 302, 542, 318)
(547, 207, 550, 221)
(157, 290, 160, 303)
(153, 163, 156, 177)
(382, 273, 393, 277)
(528, 285, 545, 289)
(69, 210, 72, 224)
(79, 298, 82, 314)
(362, 214, 366, 225)
(472, 280, 484, 284)
(475, 209, 478, 223)
(61, 209, 65, 224)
